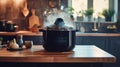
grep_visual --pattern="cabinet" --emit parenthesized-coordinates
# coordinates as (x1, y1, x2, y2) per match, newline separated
(76, 36, 107, 50)
(0, 35, 42, 45)
(23, 36, 42, 45)
(76, 36, 120, 67)
(108, 37, 120, 62)
(0, 35, 15, 44)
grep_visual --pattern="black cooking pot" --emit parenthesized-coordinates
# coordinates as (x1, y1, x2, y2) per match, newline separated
(41, 30, 76, 52)
(5, 23, 16, 32)
(0, 20, 16, 32)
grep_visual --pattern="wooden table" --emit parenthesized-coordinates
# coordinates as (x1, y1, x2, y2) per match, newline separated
(0, 45, 116, 63)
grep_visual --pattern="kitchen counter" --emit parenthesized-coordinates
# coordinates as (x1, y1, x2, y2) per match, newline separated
(0, 45, 116, 63)
(0, 31, 42, 36)
(0, 31, 120, 36)
(76, 32, 120, 36)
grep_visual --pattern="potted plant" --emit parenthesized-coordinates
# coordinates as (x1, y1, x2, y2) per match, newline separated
(68, 7, 74, 15)
(68, 7, 74, 20)
(76, 10, 85, 21)
(84, 8, 94, 21)
(102, 9, 115, 21)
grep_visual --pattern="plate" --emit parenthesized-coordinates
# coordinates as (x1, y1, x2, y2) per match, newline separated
(7, 48, 23, 51)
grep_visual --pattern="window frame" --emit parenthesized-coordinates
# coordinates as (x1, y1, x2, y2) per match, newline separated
(68, 0, 118, 23)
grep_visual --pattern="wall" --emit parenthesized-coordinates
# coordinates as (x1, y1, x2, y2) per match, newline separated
(0, 0, 120, 31)
(76, 22, 117, 33)
(0, 0, 68, 30)
(0, 0, 51, 30)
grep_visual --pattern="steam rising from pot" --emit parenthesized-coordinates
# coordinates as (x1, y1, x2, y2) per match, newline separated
(43, 8, 76, 30)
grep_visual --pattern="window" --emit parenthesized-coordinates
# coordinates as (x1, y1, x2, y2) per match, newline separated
(72, 0, 87, 17)
(93, 0, 109, 13)
(93, 0, 109, 18)
(69, 0, 118, 22)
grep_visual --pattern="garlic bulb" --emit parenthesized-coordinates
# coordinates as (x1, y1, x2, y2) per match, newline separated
(9, 39, 19, 49)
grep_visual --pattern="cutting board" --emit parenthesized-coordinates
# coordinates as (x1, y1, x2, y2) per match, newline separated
(22, 2, 29, 17)
(29, 9, 42, 29)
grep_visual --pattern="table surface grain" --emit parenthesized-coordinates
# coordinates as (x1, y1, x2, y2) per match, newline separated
(0, 45, 116, 63)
